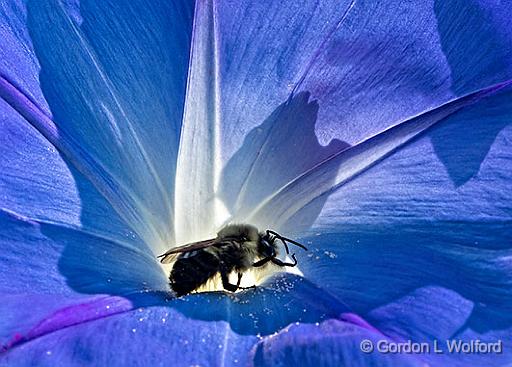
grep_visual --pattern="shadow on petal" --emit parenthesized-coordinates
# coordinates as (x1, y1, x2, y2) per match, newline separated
(434, 0, 512, 96)
(48, 223, 169, 296)
(24, 0, 187, 298)
(433, 0, 512, 186)
(27, 0, 194, 248)
(430, 90, 512, 187)
(1, 275, 356, 353)
(169, 273, 350, 336)
(219, 91, 349, 232)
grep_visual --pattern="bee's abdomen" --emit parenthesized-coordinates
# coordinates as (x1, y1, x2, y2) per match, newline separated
(170, 250, 220, 296)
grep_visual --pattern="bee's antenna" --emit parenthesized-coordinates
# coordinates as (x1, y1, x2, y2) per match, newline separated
(266, 230, 308, 254)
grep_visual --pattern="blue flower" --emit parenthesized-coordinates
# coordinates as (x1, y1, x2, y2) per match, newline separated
(1, 0, 511, 366)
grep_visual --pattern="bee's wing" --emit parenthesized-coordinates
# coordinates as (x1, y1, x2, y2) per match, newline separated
(157, 238, 218, 264)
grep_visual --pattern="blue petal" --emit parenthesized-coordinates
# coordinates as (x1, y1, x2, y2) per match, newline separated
(280, 89, 512, 364)
(176, 0, 512, 232)
(1, 304, 258, 367)
(0, 96, 139, 246)
(293, 0, 512, 145)
(251, 319, 422, 367)
(367, 287, 512, 366)
(1, 0, 194, 248)
(0, 208, 168, 348)
(247, 82, 511, 231)
(1, 273, 361, 365)
(0, 208, 164, 299)
(177, 0, 360, 233)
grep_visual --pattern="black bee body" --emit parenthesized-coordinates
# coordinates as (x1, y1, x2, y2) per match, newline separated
(170, 250, 220, 296)
(158, 224, 307, 297)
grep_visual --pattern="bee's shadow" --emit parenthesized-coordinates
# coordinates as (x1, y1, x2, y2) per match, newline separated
(217, 91, 349, 233)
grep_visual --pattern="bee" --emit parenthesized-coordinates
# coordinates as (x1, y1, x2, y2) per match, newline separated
(158, 224, 307, 297)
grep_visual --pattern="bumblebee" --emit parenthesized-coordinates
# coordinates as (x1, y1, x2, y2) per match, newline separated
(158, 224, 307, 296)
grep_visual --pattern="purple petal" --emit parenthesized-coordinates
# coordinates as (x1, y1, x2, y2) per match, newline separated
(251, 319, 422, 367)
(367, 287, 512, 366)
(253, 304, 511, 366)
(1, 295, 133, 350)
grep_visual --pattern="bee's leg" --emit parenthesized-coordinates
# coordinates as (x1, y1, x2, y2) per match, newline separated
(236, 273, 257, 290)
(271, 253, 298, 267)
(252, 257, 272, 267)
(220, 270, 256, 292)
(220, 269, 239, 292)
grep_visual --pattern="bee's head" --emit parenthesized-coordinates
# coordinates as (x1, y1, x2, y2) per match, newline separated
(258, 237, 276, 258)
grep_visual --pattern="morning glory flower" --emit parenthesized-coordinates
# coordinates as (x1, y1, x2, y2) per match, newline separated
(1, 0, 511, 366)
